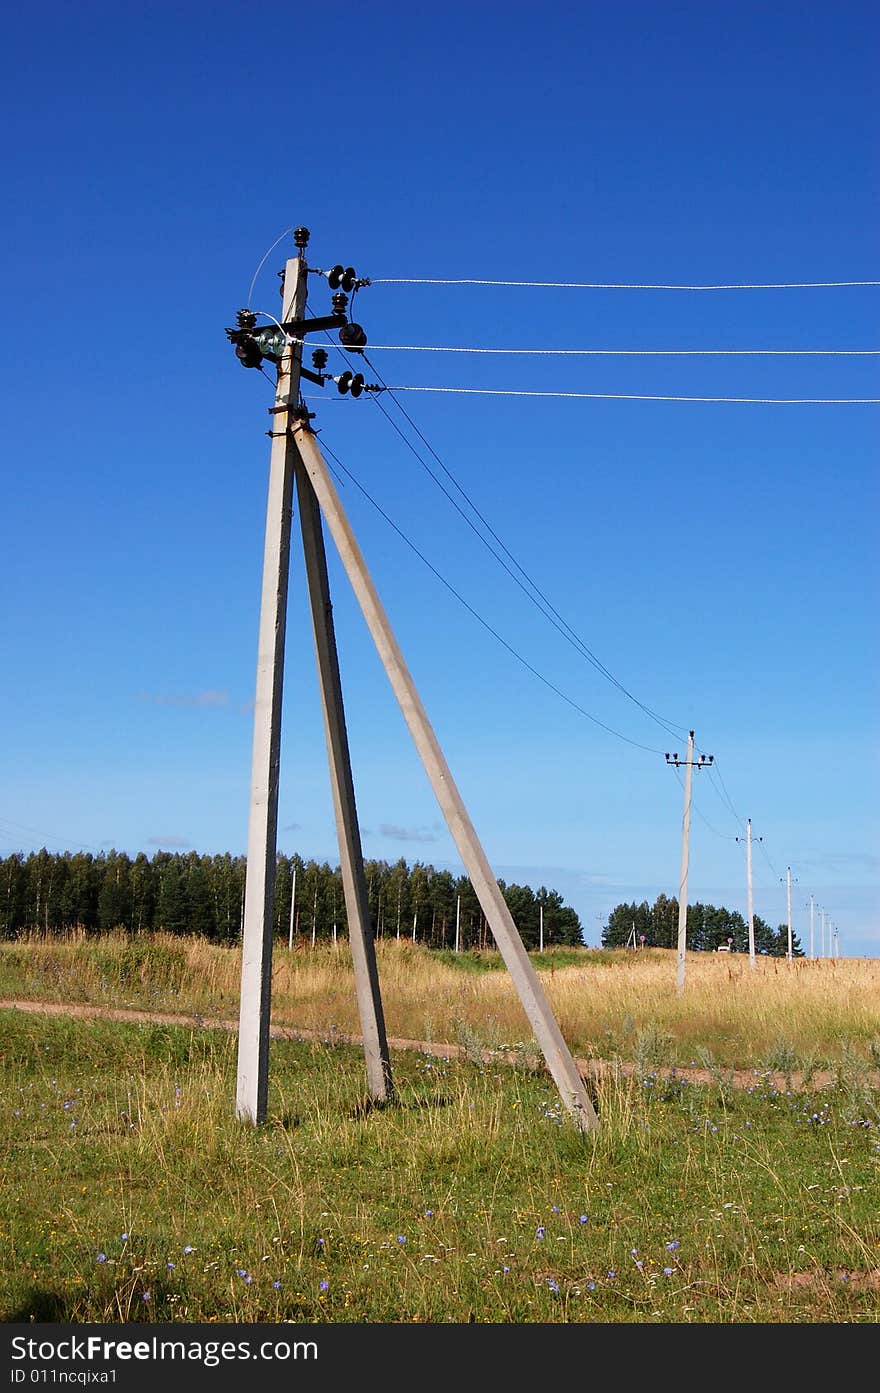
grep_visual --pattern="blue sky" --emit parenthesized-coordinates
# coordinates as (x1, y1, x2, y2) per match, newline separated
(2, 2, 877, 954)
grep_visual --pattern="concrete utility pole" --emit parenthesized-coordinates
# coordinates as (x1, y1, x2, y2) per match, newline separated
(288, 861, 297, 952)
(236, 250, 307, 1125)
(454, 894, 461, 953)
(665, 733, 713, 993)
(539, 903, 544, 953)
(809, 893, 815, 959)
(736, 818, 761, 969)
(294, 456, 393, 1100)
(781, 867, 796, 961)
(234, 230, 393, 1120)
(292, 419, 599, 1133)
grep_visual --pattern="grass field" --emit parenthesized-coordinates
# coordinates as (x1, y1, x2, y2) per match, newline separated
(1, 933, 878, 1323)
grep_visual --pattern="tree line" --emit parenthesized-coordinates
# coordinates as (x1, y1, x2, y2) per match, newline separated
(0, 849, 584, 951)
(601, 895, 803, 956)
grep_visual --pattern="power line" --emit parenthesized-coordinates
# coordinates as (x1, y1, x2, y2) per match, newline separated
(346, 343, 880, 358)
(372, 277, 880, 291)
(359, 354, 686, 741)
(379, 385, 880, 405)
(317, 437, 667, 755)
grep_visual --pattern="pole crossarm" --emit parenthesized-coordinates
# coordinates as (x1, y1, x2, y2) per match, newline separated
(291, 418, 599, 1133)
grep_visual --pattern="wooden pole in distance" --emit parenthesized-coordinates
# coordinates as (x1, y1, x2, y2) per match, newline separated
(294, 459, 393, 1103)
(292, 419, 599, 1133)
(236, 253, 307, 1125)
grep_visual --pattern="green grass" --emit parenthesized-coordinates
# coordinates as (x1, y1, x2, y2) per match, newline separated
(3, 1009, 878, 1323)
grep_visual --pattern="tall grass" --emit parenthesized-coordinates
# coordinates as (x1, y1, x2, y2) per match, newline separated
(2, 933, 878, 1071)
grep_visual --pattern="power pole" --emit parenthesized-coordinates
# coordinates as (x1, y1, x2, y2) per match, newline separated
(231, 230, 392, 1119)
(288, 861, 297, 952)
(234, 242, 307, 1125)
(455, 893, 461, 953)
(736, 818, 762, 969)
(539, 903, 544, 953)
(809, 892, 814, 959)
(780, 867, 797, 960)
(665, 733, 713, 992)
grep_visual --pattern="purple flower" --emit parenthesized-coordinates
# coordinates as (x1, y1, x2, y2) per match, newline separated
(273, 1280, 281, 1290)
(666, 1240, 680, 1251)
(607, 1270, 616, 1280)
(424, 1210, 433, 1218)
(121, 1233, 128, 1242)
(579, 1215, 588, 1224)
(141, 1292, 150, 1302)
(397, 1235, 406, 1244)
(167, 1262, 175, 1270)
(502, 1265, 510, 1274)
(319, 1279, 329, 1292)
(551, 1205, 560, 1213)
(183, 1245, 193, 1255)
(546, 1278, 560, 1293)
(536, 1226, 545, 1239)
(664, 1267, 673, 1276)
(96, 1253, 106, 1263)
(587, 1280, 596, 1291)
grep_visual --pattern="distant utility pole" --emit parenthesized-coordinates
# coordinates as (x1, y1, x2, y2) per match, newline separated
(735, 818, 762, 970)
(455, 894, 461, 953)
(539, 903, 544, 953)
(665, 732, 714, 993)
(288, 861, 297, 952)
(780, 867, 797, 961)
(809, 893, 814, 959)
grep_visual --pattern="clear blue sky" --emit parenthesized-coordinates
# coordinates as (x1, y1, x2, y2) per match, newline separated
(2, 2, 877, 953)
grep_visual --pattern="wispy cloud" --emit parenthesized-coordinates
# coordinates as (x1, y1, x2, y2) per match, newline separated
(139, 690, 229, 709)
(282, 822, 301, 832)
(379, 822, 442, 844)
(148, 835, 191, 848)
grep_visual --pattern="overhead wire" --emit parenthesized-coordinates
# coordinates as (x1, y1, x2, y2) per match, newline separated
(377, 385, 880, 405)
(345, 343, 880, 358)
(358, 352, 688, 741)
(314, 435, 668, 755)
(371, 276, 880, 290)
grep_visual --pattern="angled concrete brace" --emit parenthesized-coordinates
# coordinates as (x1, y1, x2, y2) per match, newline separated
(291, 419, 599, 1133)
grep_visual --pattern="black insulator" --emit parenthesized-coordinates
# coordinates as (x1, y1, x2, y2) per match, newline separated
(312, 348, 328, 370)
(331, 292, 348, 314)
(236, 308, 257, 330)
(328, 264, 357, 291)
(293, 227, 310, 249)
(339, 322, 367, 353)
(235, 337, 263, 370)
(337, 371, 365, 397)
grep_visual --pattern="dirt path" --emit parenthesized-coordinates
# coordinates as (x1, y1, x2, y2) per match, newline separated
(2, 997, 865, 1094)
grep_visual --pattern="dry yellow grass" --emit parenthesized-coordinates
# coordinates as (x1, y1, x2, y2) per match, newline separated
(2, 931, 878, 1071)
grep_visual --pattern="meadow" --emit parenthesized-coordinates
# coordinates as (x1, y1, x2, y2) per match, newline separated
(1, 933, 878, 1323)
